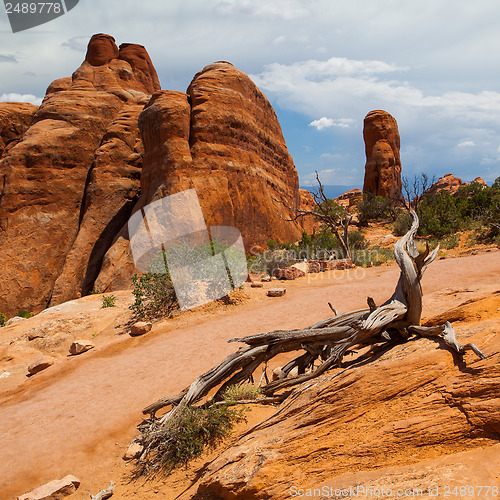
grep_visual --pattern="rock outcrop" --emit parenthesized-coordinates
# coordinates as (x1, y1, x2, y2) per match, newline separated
(95, 62, 304, 291)
(424, 173, 488, 197)
(363, 110, 402, 199)
(0, 39, 304, 316)
(0, 34, 158, 317)
(334, 187, 363, 209)
(0, 103, 37, 158)
(189, 292, 500, 498)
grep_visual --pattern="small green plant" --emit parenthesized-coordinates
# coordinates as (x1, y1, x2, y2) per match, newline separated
(223, 383, 262, 403)
(135, 388, 248, 477)
(88, 290, 102, 295)
(0, 313, 5, 327)
(16, 310, 32, 319)
(101, 294, 117, 308)
(130, 272, 178, 319)
(393, 211, 413, 236)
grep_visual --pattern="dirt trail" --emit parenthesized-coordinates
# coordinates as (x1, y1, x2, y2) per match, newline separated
(1, 250, 499, 499)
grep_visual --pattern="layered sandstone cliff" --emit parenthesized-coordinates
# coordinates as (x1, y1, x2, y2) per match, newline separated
(95, 62, 303, 292)
(0, 37, 303, 316)
(363, 110, 402, 199)
(0, 34, 159, 316)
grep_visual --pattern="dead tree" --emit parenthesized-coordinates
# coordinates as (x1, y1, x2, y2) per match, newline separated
(273, 171, 353, 259)
(402, 173, 436, 210)
(138, 211, 486, 462)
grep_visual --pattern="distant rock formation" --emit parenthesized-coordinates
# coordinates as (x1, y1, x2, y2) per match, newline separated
(363, 110, 402, 199)
(334, 187, 363, 209)
(425, 173, 487, 197)
(0, 38, 303, 316)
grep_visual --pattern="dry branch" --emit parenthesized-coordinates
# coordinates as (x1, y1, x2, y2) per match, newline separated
(137, 211, 487, 474)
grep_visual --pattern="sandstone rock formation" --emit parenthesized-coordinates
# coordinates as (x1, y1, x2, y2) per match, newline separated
(424, 173, 488, 197)
(188, 291, 500, 498)
(0, 39, 304, 316)
(363, 110, 402, 199)
(0, 34, 157, 317)
(0, 103, 37, 158)
(334, 187, 363, 209)
(17, 475, 80, 500)
(95, 62, 304, 291)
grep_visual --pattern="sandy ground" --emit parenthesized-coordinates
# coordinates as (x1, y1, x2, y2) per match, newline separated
(1, 249, 499, 499)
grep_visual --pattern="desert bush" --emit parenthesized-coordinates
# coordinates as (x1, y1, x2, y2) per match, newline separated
(441, 234, 460, 250)
(16, 310, 32, 319)
(130, 272, 178, 319)
(101, 294, 117, 308)
(223, 383, 262, 402)
(393, 210, 413, 236)
(136, 385, 249, 477)
(348, 230, 368, 250)
(0, 313, 5, 327)
(357, 193, 395, 226)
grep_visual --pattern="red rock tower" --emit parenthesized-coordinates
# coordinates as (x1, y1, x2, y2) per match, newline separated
(362, 110, 402, 199)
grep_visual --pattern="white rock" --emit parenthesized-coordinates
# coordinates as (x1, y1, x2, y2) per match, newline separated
(267, 288, 286, 297)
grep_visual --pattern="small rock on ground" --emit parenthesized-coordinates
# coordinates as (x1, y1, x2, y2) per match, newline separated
(69, 340, 95, 355)
(17, 474, 80, 500)
(28, 357, 55, 375)
(130, 322, 153, 336)
(267, 288, 286, 297)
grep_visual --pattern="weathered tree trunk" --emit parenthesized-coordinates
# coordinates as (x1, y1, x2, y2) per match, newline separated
(138, 211, 486, 459)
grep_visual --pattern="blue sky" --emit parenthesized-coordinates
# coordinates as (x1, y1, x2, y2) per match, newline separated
(1, 0, 500, 188)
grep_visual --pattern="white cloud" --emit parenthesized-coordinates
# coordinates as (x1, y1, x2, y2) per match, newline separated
(458, 140, 475, 147)
(216, 0, 311, 20)
(62, 36, 89, 52)
(309, 117, 354, 130)
(0, 93, 42, 106)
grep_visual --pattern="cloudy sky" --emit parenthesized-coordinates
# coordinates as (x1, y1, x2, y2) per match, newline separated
(1, 0, 500, 189)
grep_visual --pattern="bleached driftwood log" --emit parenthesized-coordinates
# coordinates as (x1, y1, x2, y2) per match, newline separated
(139, 210, 486, 446)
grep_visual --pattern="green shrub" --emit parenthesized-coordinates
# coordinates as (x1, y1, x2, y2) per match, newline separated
(130, 272, 178, 319)
(16, 310, 32, 319)
(0, 313, 5, 327)
(357, 193, 395, 226)
(136, 387, 248, 477)
(393, 211, 413, 236)
(223, 383, 262, 402)
(348, 230, 368, 250)
(101, 294, 117, 308)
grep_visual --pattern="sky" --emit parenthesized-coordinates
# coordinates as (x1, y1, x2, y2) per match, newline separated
(1, 0, 500, 189)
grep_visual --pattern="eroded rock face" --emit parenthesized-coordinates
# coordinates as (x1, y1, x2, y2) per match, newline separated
(96, 62, 304, 290)
(190, 293, 500, 498)
(424, 173, 488, 198)
(0, 34, 156, 317)
(0, 103, 37, 158)
(363, 110, 402, 199)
